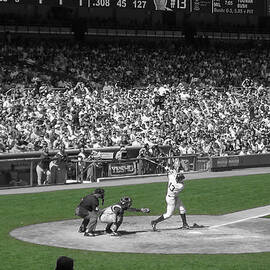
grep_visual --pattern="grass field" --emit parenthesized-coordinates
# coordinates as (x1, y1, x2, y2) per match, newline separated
(1, 174, 270, 270)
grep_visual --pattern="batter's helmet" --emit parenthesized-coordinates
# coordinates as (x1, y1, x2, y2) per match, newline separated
(176, 173, 185, 183)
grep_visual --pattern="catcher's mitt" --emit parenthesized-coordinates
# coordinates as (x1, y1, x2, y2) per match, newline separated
(141, 208, 150, 213)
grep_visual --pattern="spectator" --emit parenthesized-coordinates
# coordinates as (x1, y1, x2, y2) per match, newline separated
(36, 146, 51, 185)
(115, 145, 128, 161)
(0, 39, 270, 159)
(55, 256, 74, 270)
(50, 145, 69, 184)
(8, 164, 27, 186)
(85, 150, 102, 183)
(77, 146, 87, 183)
(137, 143, 152, 174)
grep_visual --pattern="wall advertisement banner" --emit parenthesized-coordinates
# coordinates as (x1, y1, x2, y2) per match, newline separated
(108, 162, 137, 176)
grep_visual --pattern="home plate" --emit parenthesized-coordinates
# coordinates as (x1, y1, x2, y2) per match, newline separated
(187, 231, 203, 234)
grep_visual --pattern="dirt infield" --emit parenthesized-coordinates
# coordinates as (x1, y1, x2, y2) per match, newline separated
(6, 167, 270, 254)
(10, 207, 270, 254)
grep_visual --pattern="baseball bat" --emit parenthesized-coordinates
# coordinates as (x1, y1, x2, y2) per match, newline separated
(143, 157, 168, 169)
(143, 158, 185, 175)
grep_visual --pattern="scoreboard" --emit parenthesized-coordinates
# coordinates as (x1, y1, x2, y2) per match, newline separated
(0, 0, 266, 14)
(0, 0, 188, 10)
(267, 0, 270, 16)
(192, 0, 257, 15)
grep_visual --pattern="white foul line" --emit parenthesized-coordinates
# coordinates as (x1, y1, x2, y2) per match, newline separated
(210, 213, 270, 229)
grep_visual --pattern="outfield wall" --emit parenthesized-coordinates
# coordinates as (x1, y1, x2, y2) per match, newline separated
(210, 154, 270, 171)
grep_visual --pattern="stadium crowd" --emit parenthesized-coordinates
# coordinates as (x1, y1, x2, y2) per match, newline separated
(0, 39, 270, 157)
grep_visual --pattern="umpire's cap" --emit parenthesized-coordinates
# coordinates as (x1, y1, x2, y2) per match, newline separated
(94, 188, 105, 196)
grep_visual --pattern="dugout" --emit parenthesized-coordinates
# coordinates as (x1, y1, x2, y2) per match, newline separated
(0, 146, 200, 188)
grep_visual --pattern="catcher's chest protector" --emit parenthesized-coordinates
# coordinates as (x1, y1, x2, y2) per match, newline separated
(99, 204, 122, 223)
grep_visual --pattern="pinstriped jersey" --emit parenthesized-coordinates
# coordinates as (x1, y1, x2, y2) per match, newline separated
(166, 170, 184, 197)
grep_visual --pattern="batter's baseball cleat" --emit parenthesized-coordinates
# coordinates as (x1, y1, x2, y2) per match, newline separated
(151, 221, 157, 231)
(181, 224, 190, 230)
(84, 232, 95, 237)
(192, 223, 206, 228)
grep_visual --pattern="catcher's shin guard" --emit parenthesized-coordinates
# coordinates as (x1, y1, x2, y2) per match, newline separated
(105, 223, 113, 234)
(78, 226, 86, 233)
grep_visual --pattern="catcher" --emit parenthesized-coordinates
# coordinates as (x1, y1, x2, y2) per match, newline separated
(151, 167, 189, 231)
(99, 196, 150, 236)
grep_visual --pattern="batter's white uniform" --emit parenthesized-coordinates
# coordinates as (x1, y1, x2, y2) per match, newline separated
(163, 170, 186, 219)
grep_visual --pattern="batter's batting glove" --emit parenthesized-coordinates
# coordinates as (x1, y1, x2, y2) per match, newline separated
(141, 208, 150, 213)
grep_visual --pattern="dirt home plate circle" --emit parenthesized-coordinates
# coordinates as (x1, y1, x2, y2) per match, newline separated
(10, 209, 270, 254)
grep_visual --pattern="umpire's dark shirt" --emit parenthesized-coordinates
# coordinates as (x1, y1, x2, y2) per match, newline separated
(79, 194, 99, 211)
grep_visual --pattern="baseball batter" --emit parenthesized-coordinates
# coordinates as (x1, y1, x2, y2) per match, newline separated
(99, 197, 150, 236)
(151, 167, 189, 231)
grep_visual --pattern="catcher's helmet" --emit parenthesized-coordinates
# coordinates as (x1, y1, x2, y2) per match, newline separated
(120, 196, 132, 208)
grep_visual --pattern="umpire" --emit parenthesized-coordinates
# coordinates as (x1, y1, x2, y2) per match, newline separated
(75, 188, 105, 237)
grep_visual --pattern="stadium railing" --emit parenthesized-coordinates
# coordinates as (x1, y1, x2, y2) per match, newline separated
(1, 149, 270, 189)
(1, 25, 270, 40)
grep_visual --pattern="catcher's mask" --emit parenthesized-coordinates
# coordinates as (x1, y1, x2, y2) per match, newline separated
(94, 188, 105, 205)
(120, 197, 132, 208)
(176, 173, 185, 183)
